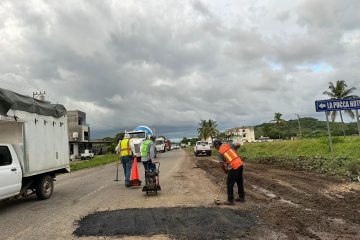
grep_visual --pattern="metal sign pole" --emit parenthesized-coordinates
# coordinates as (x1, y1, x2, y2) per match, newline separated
(325, 113, 334, 161)
(356, 109, 360, 138)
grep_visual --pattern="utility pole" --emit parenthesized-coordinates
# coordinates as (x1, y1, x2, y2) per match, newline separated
(295, 113, 302, 138)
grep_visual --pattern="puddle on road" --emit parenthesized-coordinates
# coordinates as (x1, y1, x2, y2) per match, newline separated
(250, 184, 278, 199)
(73, 207, 257, 239)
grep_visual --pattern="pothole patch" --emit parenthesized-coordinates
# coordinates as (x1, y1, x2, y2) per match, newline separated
(73, 207, 257, 239)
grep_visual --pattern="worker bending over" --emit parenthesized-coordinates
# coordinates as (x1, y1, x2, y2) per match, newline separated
(213, 139, 245, 205)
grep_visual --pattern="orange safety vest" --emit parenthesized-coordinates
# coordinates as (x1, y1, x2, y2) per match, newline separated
(218, 143, 243, 170)
(120, 139, 133, 157)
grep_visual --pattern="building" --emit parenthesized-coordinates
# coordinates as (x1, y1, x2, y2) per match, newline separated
(67, 110, 111, 159)
(67, 110, 91, 158)
(67, 110, 90, 142)
(225, 126, 255, 143)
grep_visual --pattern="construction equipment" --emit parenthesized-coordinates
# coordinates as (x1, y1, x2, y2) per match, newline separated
(214, 174, 227, 205)
(142, 162, 161, 195)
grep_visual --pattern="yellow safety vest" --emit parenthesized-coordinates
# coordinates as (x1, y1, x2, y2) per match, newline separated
(120, 139, 133, 157)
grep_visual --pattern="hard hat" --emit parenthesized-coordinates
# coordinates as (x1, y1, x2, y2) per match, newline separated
(212, 139, 222, 147)
(124, 133, 130, 138)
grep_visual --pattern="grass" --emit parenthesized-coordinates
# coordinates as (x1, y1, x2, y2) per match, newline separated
(238, 136, 360, 179)
(70, 154, 118, 172)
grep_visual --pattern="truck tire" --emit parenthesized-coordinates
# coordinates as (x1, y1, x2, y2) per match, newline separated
(35, 175, 54, 200)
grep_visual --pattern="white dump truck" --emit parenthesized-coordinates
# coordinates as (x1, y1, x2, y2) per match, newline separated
(0, 88, 69, 201)
(126, 126, 154, 161)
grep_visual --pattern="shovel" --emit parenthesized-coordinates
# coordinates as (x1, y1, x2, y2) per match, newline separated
(214, 174, 226, 205)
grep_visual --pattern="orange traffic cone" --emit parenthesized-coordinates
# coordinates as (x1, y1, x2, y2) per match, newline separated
(130, 157, 142, 186)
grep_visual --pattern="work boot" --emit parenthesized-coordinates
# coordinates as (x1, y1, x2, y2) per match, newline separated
(235, 197, 245, 202)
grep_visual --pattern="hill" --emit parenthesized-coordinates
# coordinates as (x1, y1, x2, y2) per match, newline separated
(254, 117, 359, 139)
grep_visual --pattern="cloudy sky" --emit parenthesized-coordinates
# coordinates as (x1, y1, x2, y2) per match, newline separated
(1, 0, 359, 139)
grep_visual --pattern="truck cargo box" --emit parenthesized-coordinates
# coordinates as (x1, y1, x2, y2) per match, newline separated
(0, 110, 69, 177)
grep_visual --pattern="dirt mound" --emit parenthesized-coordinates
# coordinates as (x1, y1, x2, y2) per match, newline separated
(195, 157, 360, 239)
(74, 207, 258, 239)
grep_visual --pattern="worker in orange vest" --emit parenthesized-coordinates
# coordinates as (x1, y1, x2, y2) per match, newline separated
(213, 139, 245, 205)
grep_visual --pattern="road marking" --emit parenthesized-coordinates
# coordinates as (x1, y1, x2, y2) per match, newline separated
(79, 185, 106, 201)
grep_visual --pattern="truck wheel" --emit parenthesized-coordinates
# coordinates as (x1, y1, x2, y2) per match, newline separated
(35, 175, 54, 200)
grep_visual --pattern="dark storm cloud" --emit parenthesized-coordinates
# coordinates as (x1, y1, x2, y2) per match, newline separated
(1, 0, 359, 138)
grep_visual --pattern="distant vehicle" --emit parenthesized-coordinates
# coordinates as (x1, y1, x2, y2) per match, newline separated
(155, 137, 166, 153)
(0, 88, 69, 201)
(180, 143, 187, 148)
(194, 141, 211, 156)
(171, 144, 179, 150)
(165, 139, 172, 151)
(80, 149, 94, 160)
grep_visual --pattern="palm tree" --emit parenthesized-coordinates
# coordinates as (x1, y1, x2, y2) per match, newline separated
(270, 112, 285, 139)
(207, 119, 220, 141)
(197, 119, 219, 141)
(323, 80, 358, 136)
(197, 120, 209, 140)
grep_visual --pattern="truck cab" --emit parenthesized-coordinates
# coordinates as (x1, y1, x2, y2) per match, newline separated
(155, 137, 166, 153)
(127, 130, 147, 161)
(0, 144, 22, 200)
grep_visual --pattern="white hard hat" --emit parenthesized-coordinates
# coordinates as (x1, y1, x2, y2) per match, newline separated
(124, 133, 130, 138)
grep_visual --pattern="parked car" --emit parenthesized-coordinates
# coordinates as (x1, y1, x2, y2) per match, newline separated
(80, 149, 94, 160)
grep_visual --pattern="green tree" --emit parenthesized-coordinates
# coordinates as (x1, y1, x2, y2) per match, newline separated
(323, 80, 358, 136)
(270, 112, 285, 139)
(181, 137, 188, 144)
(197, 119, 220, 141)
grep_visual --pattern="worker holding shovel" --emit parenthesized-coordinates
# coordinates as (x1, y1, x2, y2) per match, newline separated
(213, 139, 245, 205)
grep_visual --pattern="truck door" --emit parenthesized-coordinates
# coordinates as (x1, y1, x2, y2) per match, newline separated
(0, 146, 22, 199)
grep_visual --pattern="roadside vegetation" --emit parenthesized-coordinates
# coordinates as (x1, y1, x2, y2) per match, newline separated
(237, 137, 360, 180)
(70, 154, 118, 172)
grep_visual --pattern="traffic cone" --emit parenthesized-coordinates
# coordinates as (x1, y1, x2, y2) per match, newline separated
(130, 156, 142, 186)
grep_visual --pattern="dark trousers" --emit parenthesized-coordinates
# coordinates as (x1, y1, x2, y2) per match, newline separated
(227, 166, 245, 201)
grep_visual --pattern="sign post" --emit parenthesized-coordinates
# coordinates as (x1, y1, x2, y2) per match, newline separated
(356, 110, 360, 138)
(325, 113, 334, 161)
(315, 98, 360, 160)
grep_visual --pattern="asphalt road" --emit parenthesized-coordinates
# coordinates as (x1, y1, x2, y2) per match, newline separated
(0, 149, 215, 240)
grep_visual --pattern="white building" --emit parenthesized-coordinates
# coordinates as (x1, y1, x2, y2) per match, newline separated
(225, 126, 255, 143)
